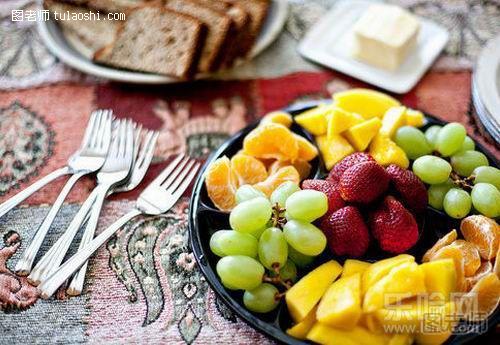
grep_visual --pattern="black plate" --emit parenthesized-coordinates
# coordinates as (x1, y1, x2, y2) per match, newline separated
(189, 100, 500, 344)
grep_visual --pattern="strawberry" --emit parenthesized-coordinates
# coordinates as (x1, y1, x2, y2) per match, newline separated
(385, 164, 428, 213)
(369, 196, 419, 254)
(338, 161, 389, 203)
(320, 206, 370, 257)
(327, 152, 375, 181)
(302, 179, 345, 214)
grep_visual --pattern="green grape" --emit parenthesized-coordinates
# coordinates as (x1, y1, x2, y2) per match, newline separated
(258, 227, 288, 269)
(412, 155, 452, 184)
(283, 220, 327, 256)
(436, 122, 466, 157)
(278, 260, 297, 283)
(450, 150, 488, 177)
(243, 283, 279, 313)
(270, 181, 300, 208)
(216, 255, 264, 290)
(394, 126, 433, 160)
(236, 185, 266, 204)
(424, 125, 442, 149)
(472, 166, 500, 190)
(460, 136, 475, 152)
(285, 190, 328, 222)
(288, 245, 315, 268)
(443, 188, 472, 219)
(248, 224, 268, 239)
(230, 197, 272, 233)
(427, 180, 454, 210)
(471, 183, 500, 218)
(210, 230, 258, 258)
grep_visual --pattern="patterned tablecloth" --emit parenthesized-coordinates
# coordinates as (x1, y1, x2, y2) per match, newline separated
(1, 0, 499, 344)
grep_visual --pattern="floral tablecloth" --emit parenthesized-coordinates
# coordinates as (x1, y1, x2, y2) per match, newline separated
(0, 0, 499, 344)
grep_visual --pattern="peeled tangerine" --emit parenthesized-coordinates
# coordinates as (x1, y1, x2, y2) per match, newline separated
(316, 134, 354, 171)
(294, 133, 319, 161)
(268, 159, 311, 180)
(459, 273, 500, 321)
(344, 117, 382, 151)
(333, 88, 401, 119)
(362, 254, 414, 295)
(369, 134, 409, 169)
(295, 104, 332, 135)
(420, 259, 457, 302)
(205, 156, 238, 212)
(230, 153, 268, 185)
(260, 111, 293, 128)
(363, 262, 426, 313)
(286, 260, 342, 322)
(422, 230, 457, 262)
(342, 259, 371, 278)
(253, 166, 300, 197)
(448, 240, 481, 277)
(316, 273, 362, 329)
(460, 215, 499, 260)
(243, 123, 299, 161)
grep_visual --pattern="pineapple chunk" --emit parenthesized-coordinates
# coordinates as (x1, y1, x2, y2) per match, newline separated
(316, 134, 355, 170)
(405, 109, 425, 127)
(362, 254, 415, 295)
(342, 259, 371, 278)
(327, 107, 364, 139)
(286, 260, 342, 322)
(344, 117, 382, 151)
(369, 134, 409, 168)
(333, 88, 400, 119)
(316, 274, 362, 329)
(286, 306, 317, 339)
(420, 259, 457, 302)
(295, 105, 332, 135)
(380, 106, 407, 137)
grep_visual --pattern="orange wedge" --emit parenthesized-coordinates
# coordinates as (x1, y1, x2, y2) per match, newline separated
(293, 134, 318, 161)
(461, 215, 499, 260)
(459, 273, 500, 321)
(205, 156, 238, 212)
(230, 153, 268, 185)
(449, 240, 482, 277)
(253, 166, 300, 197)
(268, 160, 311, 180)
(422, 230, 457, 262)
(466, 261, 493, 291)
(243, 123, 299, 161)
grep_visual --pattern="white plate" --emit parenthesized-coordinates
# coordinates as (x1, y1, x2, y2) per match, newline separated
(298, 0, 449, 94)
(37, 0, 288, 84)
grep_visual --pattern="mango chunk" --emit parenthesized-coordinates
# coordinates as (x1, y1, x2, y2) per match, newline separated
(316, 134, 355, 171)
(380, 106, 407, 138)
(344, 117, 382, 151)
(359, 313, 384, 333)
(363, 261, 426, 312)
(342, 259, 371, 278)
(286, 260, 342, 322)
(295, 105, 332, 135)
(389, 334, 414, 345)
(317, 273, 362, 329)
(362, 254, 414, 295)
(333, 88, 401, 119)
(260, 111, 293, 128)
(405, 109, 425, 127)
(369, 134, 409, 169)
(420, 259, 457, 302)
(307, 324, 390, 345)
(327, 107, 364, 139)
(286, 306, 317, 340)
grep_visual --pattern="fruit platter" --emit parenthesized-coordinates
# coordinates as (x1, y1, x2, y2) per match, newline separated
(189, 89, 500, 345)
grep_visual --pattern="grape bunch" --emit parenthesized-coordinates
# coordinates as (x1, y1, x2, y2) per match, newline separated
(395, 122, 500, 219)
(210, 182, 328, 313)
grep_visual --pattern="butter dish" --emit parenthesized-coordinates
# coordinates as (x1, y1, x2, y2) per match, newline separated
(298, 0, 449, 94)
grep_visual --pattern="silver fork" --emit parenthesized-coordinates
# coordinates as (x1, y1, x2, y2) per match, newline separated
(0, 110, 113, 220)
(28, 119, 135, 286)
(14, 110, 114, 276)
(38, 154, 200, 299)
(66, 128, 159, 296)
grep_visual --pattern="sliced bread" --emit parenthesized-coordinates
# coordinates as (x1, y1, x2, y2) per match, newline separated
(44, 0, 119, 52)
(164, 0, 232, 72)
(94, 6, 204, 79)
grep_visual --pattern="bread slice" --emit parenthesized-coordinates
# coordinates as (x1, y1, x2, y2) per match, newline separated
(164, 0, 232, 72)
(94, 6, 204, 79)
(44, 0, 119, 52)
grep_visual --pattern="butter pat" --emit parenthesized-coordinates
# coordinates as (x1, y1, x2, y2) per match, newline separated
(352, 4, 420, 71)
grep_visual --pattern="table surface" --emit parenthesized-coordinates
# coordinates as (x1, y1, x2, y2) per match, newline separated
(0, 0, 499, 344)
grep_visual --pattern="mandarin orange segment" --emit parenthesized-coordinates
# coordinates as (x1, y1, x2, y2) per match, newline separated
(461, 215, 500, 260)
(466, 261, 493, 291)
(430, 245, 467, 292)
(268, 159, 312, 180)
(243, 123, 299, 161)
(449, 240, 482, 277)
(422, 230, 458, 262)
(459, 273, 500, 321)
(260, 111, 293, 128)
(253, 166, 300, 197)
(494, 246, 500, 278)
(230, 153, 268, 185)
(293, 134, 318, 161)
(205, 156, 238, 212)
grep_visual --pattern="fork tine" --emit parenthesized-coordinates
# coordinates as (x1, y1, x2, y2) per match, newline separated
(91, 110, 106, 148)
(100, 111, 114, 151)
(133, 124, 143, 161)
(165, 159, 196, 193)
(97, 110, 113, 148)
(125, 120, 135, 159)
(159, 156, 190, 189)
(136, 130, 157, 169)
(171, 163, 200, 199)
(151, 154, 184, 186)
(80, 110, 100, 150)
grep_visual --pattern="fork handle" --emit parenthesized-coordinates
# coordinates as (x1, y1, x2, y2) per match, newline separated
(0, 166, 70, 220)
(15, 171, 87, 276)
(38, 209, 141, 299)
